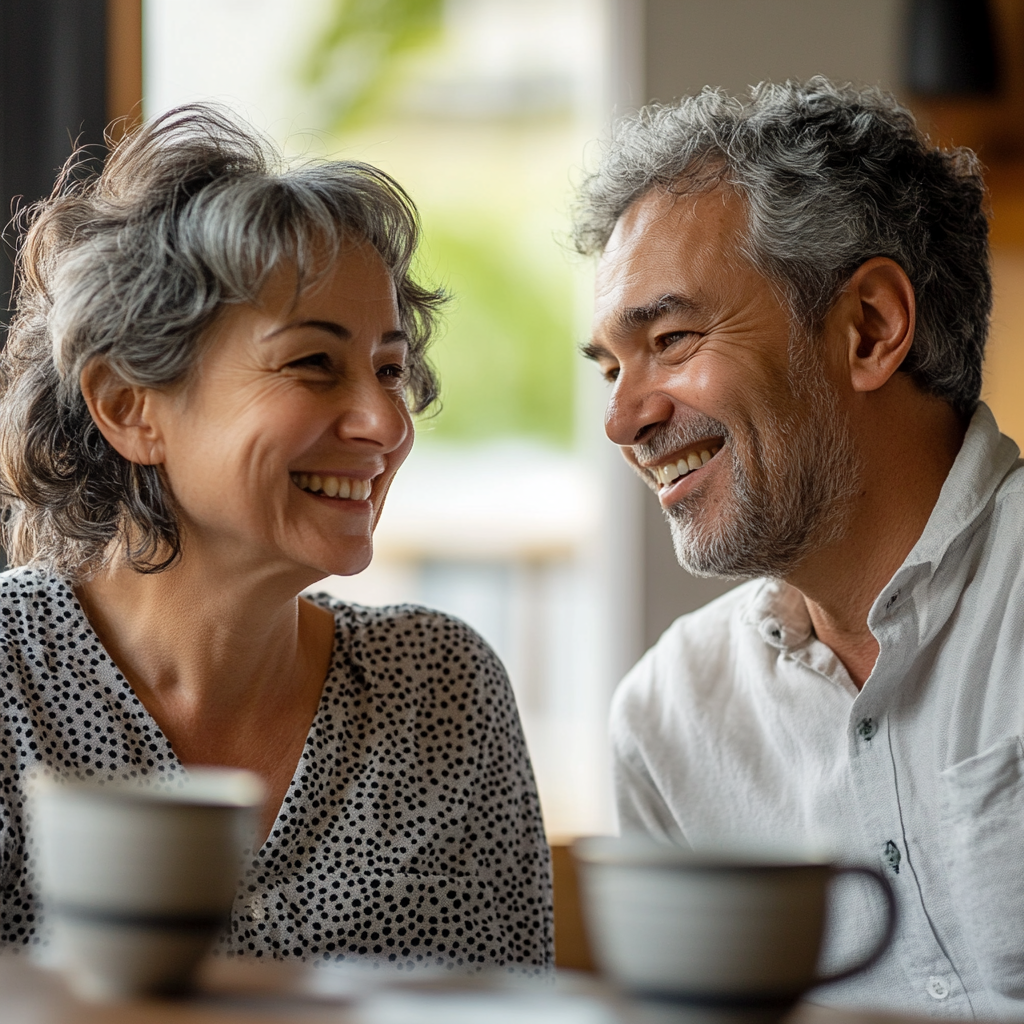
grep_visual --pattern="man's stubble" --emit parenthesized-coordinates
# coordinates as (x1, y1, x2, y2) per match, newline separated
(634, 344, 861, 580)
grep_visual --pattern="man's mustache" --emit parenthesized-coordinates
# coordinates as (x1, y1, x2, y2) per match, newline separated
(632, 414, 730, 464)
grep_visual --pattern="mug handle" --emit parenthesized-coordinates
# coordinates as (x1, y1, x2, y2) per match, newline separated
(814, 865, 897, 986)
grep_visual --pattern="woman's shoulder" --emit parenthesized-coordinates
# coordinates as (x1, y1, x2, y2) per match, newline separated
(307, 592, 496, 652)
(305, 592, 510, 695)
(0, 566, 78, 628)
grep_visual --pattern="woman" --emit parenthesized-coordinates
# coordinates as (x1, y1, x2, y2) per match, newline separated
(0, 105, 552, 969)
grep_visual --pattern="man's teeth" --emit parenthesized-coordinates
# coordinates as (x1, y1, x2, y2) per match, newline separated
(291, 473, 372, 500)
(652, 447, 720, 487)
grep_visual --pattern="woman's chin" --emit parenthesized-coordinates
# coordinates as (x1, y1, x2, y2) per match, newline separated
(307, 545, 374, 581)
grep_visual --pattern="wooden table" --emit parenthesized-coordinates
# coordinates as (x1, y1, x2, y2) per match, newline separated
(0, 955, 947, 1024)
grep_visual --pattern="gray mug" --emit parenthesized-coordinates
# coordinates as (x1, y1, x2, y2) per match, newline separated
(31, 768, 265, 1000)
(574, 837, 896, 1018)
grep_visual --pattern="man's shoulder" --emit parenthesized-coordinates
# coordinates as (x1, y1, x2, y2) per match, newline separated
(972, 455, 1024, 555)
(993, 456, 1024, 505)
(652, 578, 763, 655)
(612, 579, 766, 719)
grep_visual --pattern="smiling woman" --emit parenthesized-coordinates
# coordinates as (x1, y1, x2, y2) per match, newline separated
(0, 105, 552, 969)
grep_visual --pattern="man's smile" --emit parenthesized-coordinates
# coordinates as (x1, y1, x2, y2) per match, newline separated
(645, 441, 723, 489)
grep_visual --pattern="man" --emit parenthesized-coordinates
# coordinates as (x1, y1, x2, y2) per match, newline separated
(576, 79, 1023, 1018)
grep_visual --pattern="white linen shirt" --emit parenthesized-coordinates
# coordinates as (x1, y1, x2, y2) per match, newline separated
(611, 403, 1024, 1019)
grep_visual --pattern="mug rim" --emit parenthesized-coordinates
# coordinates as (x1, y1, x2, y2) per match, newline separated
(573, 836, 833, 871)
(29, 766, 266, 810)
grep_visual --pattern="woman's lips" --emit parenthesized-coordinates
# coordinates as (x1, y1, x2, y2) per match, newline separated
(290, 473, 373, 500)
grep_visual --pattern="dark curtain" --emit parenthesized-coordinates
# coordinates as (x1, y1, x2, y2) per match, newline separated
(0, 0, 107, 568)
(1, 0, 108, 334)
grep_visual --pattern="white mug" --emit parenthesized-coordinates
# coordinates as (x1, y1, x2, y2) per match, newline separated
(31, 767, 265, 1000)
(574, 837, 895, 1020)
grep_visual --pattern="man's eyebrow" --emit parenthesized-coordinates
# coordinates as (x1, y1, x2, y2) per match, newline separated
(582, 294, 703, 361)
(616, 293, 702, 333)
(580, 341, 613, 362)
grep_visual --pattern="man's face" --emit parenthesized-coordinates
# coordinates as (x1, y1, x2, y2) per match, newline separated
(587, 187, 858, 579)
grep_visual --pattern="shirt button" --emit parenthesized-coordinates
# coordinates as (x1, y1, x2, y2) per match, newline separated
(856, 717, 877, 741)
(926, 976, 950, 1000)
(882, 840, 901, 873)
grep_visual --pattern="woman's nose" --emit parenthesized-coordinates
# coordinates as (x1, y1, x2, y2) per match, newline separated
(335, 375, 411, 451)
(604, 372, 675, 447)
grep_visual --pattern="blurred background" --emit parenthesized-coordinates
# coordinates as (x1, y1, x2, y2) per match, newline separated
(1, 0, 1022, 849)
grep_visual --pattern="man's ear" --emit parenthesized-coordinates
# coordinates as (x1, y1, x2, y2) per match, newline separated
(79, 358, 165, 466)
(832, 257, 916, 394)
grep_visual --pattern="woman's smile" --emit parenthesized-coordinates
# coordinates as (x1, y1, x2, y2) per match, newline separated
(290, 472, 374, 501)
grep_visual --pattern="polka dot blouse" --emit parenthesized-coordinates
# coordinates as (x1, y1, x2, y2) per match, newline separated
(0, 568, 553, 970)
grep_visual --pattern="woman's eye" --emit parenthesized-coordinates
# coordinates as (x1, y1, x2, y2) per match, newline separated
(378, 363, 408, 384)
(287, 352, 332, 371)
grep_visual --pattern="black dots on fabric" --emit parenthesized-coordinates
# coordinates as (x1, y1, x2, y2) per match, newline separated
(0, 569, 553, 971)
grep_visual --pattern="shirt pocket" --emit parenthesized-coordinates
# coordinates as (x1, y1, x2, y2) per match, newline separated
(229, 872, 503, 966)
(939, 735, 1024, 1000)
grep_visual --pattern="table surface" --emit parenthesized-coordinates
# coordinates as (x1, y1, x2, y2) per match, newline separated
(0, 955, 951, 1024)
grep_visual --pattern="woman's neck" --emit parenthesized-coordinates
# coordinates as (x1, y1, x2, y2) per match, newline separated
(74, 552, 335, 785)
(75, 551, 337, 845)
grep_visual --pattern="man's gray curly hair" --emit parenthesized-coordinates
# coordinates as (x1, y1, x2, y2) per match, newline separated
(573, 78, 990, 417)
(0, 104, 445, 580)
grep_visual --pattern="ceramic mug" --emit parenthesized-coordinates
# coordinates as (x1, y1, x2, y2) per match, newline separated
(32, 767, 265, 1000)
(574, 837, 896, 1021)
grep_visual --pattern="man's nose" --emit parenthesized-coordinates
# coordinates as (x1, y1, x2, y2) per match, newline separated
(603, 374, 675, 446)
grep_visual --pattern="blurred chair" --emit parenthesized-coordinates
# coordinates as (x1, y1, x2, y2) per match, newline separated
(550, 840, 595, 971)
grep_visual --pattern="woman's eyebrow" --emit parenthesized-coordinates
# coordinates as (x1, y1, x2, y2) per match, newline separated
(262, 322, 408, 344)
(264, 319, 351, 341)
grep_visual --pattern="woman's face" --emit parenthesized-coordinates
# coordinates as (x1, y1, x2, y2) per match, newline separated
(150, 241, 414, 583)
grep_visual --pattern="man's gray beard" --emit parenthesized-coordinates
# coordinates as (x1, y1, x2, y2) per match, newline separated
(634, 356, 860, 581)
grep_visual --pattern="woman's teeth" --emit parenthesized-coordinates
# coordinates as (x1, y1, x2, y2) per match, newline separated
(653, 446, 720, 487)
(291, 473, 372, 500)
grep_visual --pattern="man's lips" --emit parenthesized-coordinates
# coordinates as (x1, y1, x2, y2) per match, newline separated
(645, 441, 723, 489)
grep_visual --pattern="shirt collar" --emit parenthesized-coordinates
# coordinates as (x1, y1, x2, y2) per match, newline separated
(743, 578, 812, 649)
(899, 402, 1019, 576)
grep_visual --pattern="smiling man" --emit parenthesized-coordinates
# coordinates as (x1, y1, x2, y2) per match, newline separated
(575, 80, 1024, 1017)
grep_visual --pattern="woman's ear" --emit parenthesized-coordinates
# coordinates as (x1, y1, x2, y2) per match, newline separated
(79, 359, 165, 466)
(830, 257, 916, 394)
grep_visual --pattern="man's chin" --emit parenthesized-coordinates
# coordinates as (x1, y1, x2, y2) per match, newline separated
(667, 513, 782, 581)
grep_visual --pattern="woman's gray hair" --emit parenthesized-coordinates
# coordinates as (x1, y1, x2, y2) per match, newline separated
(573, 78, 990, 417)
(0, 103, 445, 580)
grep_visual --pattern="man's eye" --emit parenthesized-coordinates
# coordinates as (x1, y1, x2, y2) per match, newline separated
(658, 331, 699, 350)
(601, 366, 620, 384)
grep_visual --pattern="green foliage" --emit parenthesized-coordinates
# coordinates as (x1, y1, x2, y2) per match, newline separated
(417, 221, 576, 446)
(301, 0, 445, 131)
(297, 0, 580, 446)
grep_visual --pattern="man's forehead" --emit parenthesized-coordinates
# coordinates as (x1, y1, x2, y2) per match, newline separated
(594, 187, 746, 320)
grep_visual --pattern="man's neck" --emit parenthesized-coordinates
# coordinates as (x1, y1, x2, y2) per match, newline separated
(789, 389, 967, 689)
